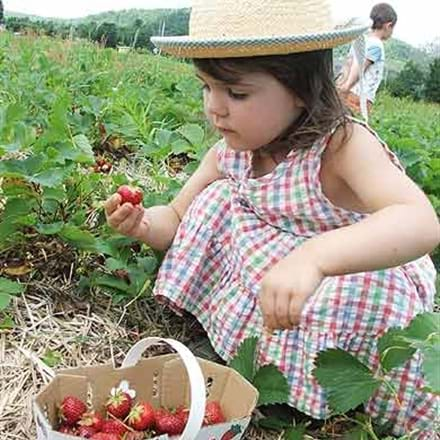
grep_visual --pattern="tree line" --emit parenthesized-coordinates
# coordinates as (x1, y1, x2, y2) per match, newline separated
(3, 8, 189, 50)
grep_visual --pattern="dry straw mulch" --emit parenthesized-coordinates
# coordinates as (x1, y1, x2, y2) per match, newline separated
(0, 277, 282, 440)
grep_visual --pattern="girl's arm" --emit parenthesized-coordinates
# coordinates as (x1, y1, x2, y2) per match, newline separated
(303, 123, 440, 276)
(105, 145, 222, 251)
(169, 144, 223, 220)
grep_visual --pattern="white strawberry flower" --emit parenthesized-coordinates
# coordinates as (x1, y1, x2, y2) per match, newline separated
(110, 380, 136, 399)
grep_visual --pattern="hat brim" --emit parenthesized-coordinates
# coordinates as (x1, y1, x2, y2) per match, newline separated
(151, 19, 369, 58)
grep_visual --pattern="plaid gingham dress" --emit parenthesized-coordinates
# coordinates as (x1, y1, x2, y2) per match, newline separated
(154, 121, 438, 438)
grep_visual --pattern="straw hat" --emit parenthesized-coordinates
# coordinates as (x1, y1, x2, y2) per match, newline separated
(151, 0, 370, 58)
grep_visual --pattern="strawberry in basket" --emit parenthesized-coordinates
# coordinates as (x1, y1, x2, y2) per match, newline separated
(59, 395, 87, 426)
(106, 380, 136, 419)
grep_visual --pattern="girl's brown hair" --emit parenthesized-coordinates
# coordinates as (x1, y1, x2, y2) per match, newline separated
(194, 50, 349, 153)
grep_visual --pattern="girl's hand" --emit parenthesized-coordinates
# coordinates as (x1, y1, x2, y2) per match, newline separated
(105, 194, 149, 240)
(260, 249, 324, 330)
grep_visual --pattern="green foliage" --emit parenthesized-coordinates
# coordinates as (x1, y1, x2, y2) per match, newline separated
(425, 58, 440, 103)
(0, 277, 24, 309)
(314, 312, 440, 417)
(313, 349, 381, 414)
(387, 61, 426, 101)
(229, 336, 290, 406)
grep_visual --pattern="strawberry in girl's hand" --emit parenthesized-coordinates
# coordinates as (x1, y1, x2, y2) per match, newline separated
(106, 390, 132, 419)
(77, 425, 98, 438)
(90, 433, 121, 440)
(101, 419, 128, 437)
(127, 402, 155, 431)
(79, 411, 104, 432)
(59, 395, 87, 425)
(155, 407, 186, 435)
(203, 401, 226, 426)
(117, 185, 143, 206)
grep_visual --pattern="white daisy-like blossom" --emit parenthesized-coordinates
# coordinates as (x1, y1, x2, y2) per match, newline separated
(110, 379, 137, 399)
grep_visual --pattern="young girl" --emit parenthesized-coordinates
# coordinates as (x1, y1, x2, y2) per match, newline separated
(105, 0, 440, 437)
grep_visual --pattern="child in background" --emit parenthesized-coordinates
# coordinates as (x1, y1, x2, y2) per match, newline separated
(338, 3, 398, 114)
(105, 0, 439, 437)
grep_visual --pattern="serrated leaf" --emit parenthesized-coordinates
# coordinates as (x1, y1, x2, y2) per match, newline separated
(421, 339, 440, 393)
(178, 123, 204, 147)
(73, 134, 95, 163)
(313, 349, 381, 414)
(378, 327, 416, 372)
(378, 313, 440, 371)
(253, 364, 289, 406)
(228, 336, 258, 382)
(30, 168, 67, 187)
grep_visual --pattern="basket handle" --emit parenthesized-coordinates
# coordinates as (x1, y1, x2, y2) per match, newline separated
(121, 337, 206, 440)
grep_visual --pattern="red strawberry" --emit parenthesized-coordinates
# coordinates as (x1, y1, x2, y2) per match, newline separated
(90, 433, 121, 440)
(59, 395, 87, 425)
(127, 402, 155, 431)
(106, 390, 132, 419)
(117, 185, 143, 206)
(176, 405, 189, 426)
(101, 419, 128, 437)
(203, 401, 226, 426)
(79, 411, 104, 431)
(155, 408, 186, 435)
(58, 424, 77, 435)
(77, 425, 98, 438)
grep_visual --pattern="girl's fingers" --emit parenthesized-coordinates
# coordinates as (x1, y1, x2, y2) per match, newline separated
(104, 194, 122, 217)
(260, 287, 277, 330)
(117, 207, 143, 234)
(107, 203, 134, 228)
(274, 292, 291, 329)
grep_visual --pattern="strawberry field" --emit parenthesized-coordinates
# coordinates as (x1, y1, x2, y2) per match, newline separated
(0, 33, 439, 440)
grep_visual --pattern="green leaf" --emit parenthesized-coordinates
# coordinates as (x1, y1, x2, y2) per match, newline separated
(228, 336, 258, 382)
(177, 123, 204, 147)
(284, 424, 306, 440)
(0, 293, 13, 310)
(378, 328, 416, 372)
(105, 258, 127, 271)
(30, 168, 68, 187)
(253, 364, 290, 406)
(0, 278, 25, 295)
(37, 222, 65, 235)
(257, 416, 292, 431)
(378, 312, 440, 371)
(313, 349, 381, 414)
(59, 225, 97, 251)
(421, 338, 440, 393)
(93, 275, 132, 293)
(0, 315, 15, 329)
(73, 134, 95, 163)
(41, 349, 63, 368)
